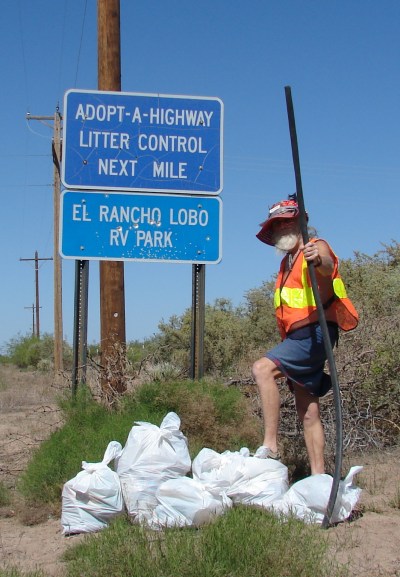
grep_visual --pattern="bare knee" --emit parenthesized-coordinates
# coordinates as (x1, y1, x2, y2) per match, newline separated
(294, 387, 321, 425)
(304, 402, 320, 424)
(252, 357, 266, 380)
(298, 400, 321, 428)
(252, 357, 275, 381)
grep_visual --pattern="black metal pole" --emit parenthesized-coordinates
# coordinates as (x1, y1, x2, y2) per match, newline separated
(72, 260, 81, 396)
(72, 260, 90, 395)
(284, 86, 343, 528)
(190, 264, 205, 380)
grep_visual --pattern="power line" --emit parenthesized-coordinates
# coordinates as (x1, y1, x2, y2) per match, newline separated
(75, 0, 89, 87)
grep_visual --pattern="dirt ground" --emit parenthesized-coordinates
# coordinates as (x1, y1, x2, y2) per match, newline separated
(0, 365, 399, 577)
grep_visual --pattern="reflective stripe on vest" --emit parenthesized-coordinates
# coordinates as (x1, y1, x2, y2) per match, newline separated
(274, 277, 348, 308)
(274, 255, 348, 309)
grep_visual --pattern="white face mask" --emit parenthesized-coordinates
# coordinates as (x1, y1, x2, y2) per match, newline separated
(273, 231, 300, 252)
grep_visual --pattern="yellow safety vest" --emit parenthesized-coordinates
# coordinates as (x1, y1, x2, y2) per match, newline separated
(274, 239, 359, 338)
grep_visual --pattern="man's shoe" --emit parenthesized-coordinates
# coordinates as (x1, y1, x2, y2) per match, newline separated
(253, 446, 281, 460)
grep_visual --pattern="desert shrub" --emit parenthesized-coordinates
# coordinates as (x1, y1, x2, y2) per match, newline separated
(156, 298, 253, 377)
(37, 358, 53, 372)
(124, 339, 160, 373)
(6, 334, 42, 368)
(142, 361, 183, 381)
(153, 283, 278, 380)
(242, 278, 278, 350)
(155, 312, 191, 368)
(135, 379, 261, 455)
(203, 299, 248, 375)
(5, 333, 73, 370)
(331, 243, 400, 449)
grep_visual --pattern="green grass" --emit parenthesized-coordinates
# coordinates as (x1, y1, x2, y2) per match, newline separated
(18, 380, 261, 505)
(17, 385, 162, 504)
(62, 508, 346, 577)
(0, 481, 11, 506)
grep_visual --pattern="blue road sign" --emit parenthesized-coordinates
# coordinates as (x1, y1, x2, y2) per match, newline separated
(62, 90, 223, 195)
(60, 191, 222, 263)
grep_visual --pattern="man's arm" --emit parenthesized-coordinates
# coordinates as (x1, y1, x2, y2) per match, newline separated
(302, 240, 334, 276)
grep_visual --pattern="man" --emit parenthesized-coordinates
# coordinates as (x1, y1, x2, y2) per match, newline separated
(252, 199, 358, 474)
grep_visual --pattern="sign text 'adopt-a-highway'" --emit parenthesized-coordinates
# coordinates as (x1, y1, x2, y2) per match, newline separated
(61, 90, 223, 195)
(60, 191, 222, 263)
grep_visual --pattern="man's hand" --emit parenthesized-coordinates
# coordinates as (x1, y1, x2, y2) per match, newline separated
(303, 241, 334, 275)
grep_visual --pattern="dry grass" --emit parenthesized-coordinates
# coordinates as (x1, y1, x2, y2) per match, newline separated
(348, 446, 400, 514)
(0, 365, 65, 494)
(0, 365, 61, 411)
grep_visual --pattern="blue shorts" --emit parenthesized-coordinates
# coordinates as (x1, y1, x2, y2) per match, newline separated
(265, 322, 338, 397)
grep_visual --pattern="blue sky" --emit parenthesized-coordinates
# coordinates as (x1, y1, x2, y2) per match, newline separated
(1, 0, 399, 351)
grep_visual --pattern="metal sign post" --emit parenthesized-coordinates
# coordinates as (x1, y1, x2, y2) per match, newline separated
(72, 259, 89, 394)
(190, 264, 205, 380)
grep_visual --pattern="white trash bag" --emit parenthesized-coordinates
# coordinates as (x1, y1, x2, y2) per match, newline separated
(192, 447, 289, 506)
(227, 456, 289, 506)
(141, 476, 232, 530)
(116, 412, 191, 520)
(61, 441, 124, 535)
(192, 447, 247, 491)
(268, 466, 363, 524)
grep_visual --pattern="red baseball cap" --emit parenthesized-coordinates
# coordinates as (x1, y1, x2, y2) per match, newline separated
(256, 199, 299, 246)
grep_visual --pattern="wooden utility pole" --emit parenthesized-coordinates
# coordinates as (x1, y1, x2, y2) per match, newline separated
(98, 0, 127, 398)
(52, 108, 64, 371)
(26, 111, 64, 371)
(20, 251, 53, 338)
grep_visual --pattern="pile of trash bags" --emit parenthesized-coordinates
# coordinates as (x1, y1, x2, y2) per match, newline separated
(61, 412, 363, 535)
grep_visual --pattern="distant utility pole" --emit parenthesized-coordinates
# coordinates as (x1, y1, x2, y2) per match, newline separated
(20, 251, 53, 338)
(26, 110, 64, 371)
(24, 303, 36, 337)
(98, 0, 127, 399)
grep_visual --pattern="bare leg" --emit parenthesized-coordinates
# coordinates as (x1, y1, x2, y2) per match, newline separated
(293, 384, 325, 475)
(252, 357, 283, 453)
